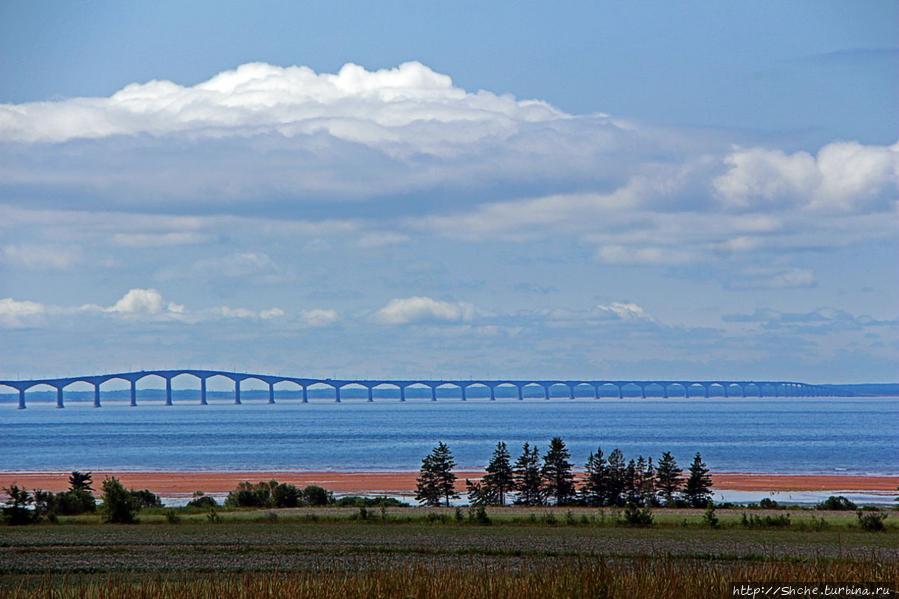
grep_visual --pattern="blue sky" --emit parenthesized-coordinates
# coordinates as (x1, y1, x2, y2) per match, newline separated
(0, 1, 896, 383)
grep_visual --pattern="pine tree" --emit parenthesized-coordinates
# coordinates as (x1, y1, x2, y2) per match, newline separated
(605, 448, 627, 506)
(68, 471, 93, 492)
(482, 441, 514, 506)
(541, 437, 575, 505)
(580, 448, 608, 507)
(656, 451, 683, 506)
(641, 456, 657, 506)
(683, 452, 713, 507)
(512, 443, 544, 505)
(415, 442, 458, 507)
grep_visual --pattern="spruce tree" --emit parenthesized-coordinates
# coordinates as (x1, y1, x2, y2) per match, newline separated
(641, 456, 657, 506)
(512, 443, 544, 505)
(541, 437, 575, 505)
(482, 441, 514, 506)
(683, 452, 713, 507)
(415, 442, 458, 507)
(581, 448, 608, 506)
(605, 448, 627, 506)
(656, 451, 683, 506)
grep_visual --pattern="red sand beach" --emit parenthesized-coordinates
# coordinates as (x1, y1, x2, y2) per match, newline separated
(1, 471, 896, 495)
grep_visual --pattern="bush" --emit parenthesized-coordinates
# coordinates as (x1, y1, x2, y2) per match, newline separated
(623, 502, 653, 527)
(187, 495, 218, 509)
(2, 485, 40, 525)
(101, 478, 138, 524)
(816, 495, 856, 511)
(703, 503, 719, 528)
(225, 482, 273, 508)
(165, 509, 180, 524)
(758, 498, 779, 509)
(857, 510, 887, 532)
(272, 483, 302, 508)
(304, 485, 333, 506)
(741, 512, 791, 529)
(335, 496, 408, 508)
(131, 489, 163, 509)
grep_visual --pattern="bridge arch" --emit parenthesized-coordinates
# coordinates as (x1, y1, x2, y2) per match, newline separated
(461, 382, 492, 401)
(433, 382, 462, 401)
(545, 382, 572, 399)
(518, 382, 547, 400)
(571, 382, 596, 399)
(306, 381, 338, 402)
(493, 382, 520, 400)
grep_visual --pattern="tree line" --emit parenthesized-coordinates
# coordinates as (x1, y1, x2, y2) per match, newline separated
(415, 439, 712, 508)
(2, 471, 162, 525)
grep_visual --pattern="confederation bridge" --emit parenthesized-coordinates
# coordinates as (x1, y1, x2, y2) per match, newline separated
(0, 370, 835, 409)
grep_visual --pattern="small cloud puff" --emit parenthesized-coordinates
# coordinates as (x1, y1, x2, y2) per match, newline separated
(376, 296, 476, 325)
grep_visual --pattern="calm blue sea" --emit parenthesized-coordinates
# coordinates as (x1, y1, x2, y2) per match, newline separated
(0, 397, 896, 475)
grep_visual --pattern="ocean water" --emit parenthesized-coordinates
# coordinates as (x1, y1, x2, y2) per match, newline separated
(1, 397, 896, 475)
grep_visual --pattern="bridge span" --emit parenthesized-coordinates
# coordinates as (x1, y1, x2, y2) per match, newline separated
(0, 370, 836, 408)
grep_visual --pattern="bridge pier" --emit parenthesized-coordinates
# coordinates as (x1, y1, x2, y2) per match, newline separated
(431, 386, 436, 401)
(165, 378, 173, 406)
(368, 387, 374, 402)
(518, 385, 524, 400)
(56, 386, 64, 408)
(703, 384, 709, 399)
(234, 380, 241, 405)
(662, 385, 669, 399)
(268, 383, 275, 404)
(302, 386, 308, 403)
(490, 386, 496, 401)
(461, 385, 467, 401)
(617, 385, 623, 399)
(130, 380, 137, 406)
(400, 386, 406, 402)
(639, 385, 646, 399)
(200, 378, 207, 405)
(94, 384, 101, 408)
(18, 389, 25, 409)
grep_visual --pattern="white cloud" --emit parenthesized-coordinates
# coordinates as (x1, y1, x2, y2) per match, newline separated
(0, 298, 46, 327)
(729, 267, 817, 290)
(0, 61, 564, 147)
(715, 141, 899, 212)
(595, 302, 655, 322)
(300, 309, 338, 327)
(376, 296, 476, 324)
(1, 244, 81, 269)
(106, 288, 169, 315)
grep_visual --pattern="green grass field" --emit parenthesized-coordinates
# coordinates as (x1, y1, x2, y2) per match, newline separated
(2, 506, 896, 598)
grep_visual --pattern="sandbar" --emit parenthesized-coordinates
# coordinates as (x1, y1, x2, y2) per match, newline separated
(0, 471, 896, 495)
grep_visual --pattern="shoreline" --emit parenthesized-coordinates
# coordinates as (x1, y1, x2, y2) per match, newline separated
(1, 471, 897, 496)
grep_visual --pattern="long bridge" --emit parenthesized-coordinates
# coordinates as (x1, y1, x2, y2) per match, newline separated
(0, 370, 836, 408)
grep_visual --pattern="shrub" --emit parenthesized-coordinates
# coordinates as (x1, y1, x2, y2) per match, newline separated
(101, 478, 138, 524)
(741, 512, 791, 529)
(165, 509, 181, 524)
(623, 502, 653, 527)
(207, 507, 223, 524)
(816, 495, 856, 511)
(759, 498, 779, 509)
(2, 485, 40, 525)
(187, 495, 218, 509)
(131, 489, 163, 509)
(703, 502, 719, 528)
(272, 483, 302, 508)
(304, 485, 333, 506)
(857, 510, 887, 532)
(225, 482, 273, 508)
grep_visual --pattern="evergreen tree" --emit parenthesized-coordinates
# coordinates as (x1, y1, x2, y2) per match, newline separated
(580, 448, 608, 506)
(512, 443, 544, 505)
(683, 452, 713, 507)
(624, 459, 640, 504)
(68, 471, 93, 492)
(465, 479, 495, 506)
(656, 451, 683, 506)
(541, 437, 575, 505)
(605, 448, 627, 506)
(482, 442, 514, 506)
(415, 442, 458, 507)
(641, 456, 657, 506)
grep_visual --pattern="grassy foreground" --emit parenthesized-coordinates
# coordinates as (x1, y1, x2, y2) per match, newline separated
(1, 507, 896, 598)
